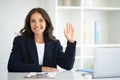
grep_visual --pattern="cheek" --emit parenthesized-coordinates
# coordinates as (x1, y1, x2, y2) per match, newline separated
(30, 24, 34, 31)
(30, 23, 33, 28)
(43, 23, 47, 29)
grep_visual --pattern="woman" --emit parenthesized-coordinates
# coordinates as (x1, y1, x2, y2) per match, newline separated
(8, 7, 76, 72)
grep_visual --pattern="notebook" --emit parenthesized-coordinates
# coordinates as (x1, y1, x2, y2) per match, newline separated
(24, 72, 57, 79)
(93, 47, 120, 78)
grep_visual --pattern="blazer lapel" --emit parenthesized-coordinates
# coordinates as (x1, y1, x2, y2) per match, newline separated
(43, 42, 55, 66)
(25, 36, 39, 64)
(43, 43, 50, 65)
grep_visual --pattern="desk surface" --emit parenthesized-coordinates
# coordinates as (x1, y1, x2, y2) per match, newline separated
(1, 70, 120, 80)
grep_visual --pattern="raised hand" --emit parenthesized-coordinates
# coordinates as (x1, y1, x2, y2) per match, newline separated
(64, 23, 75, 43)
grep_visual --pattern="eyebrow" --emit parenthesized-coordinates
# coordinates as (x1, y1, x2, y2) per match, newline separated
(30, 18, 44, 20)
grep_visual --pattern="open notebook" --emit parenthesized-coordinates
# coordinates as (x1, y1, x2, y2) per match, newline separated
(24, 72, 57, 79)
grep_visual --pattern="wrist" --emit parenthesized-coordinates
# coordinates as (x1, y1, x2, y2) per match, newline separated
(68, 40, 75, 43)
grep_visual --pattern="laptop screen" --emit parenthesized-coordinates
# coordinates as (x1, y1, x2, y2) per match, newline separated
(93, 47, 120, 78)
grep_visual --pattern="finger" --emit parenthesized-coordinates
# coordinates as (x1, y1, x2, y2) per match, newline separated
(71, 24, 74, 32)
(69, 23, 72, 31)
(52, 68, 59, 72)
(66, 23, 70, 33)
(48, 67, 59, 72)
(43, 67, 59, 72)
(66, 23, 69, 33)
(68, 22, 71, 31)
(64, 28, 66, 36)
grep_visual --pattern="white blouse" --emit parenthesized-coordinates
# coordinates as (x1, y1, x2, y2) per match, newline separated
(36, 43, 45, 65)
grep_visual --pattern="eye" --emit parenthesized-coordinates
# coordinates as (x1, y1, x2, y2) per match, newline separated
(39, 18, 45, 22)
(39, 19, 43, 22)
(31, 20, 35, 23)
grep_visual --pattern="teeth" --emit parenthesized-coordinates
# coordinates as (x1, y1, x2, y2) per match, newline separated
(34, 27, 41, 30)
(35, 27, 40, 30)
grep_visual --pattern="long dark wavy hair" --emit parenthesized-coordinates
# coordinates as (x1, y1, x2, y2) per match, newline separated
(20, 7, 56, 42)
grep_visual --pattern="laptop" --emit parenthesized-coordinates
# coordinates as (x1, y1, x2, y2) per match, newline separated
(93, 47, 120, 78)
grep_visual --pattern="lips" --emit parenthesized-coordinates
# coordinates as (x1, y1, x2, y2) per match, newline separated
(34, 27, 43, 30)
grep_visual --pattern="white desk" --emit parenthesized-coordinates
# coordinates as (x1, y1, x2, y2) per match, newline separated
(1, 71, 120, 80)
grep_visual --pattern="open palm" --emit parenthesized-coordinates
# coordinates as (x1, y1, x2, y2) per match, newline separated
(64, 23, 75, 43)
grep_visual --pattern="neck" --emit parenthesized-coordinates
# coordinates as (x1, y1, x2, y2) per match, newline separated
(34, 34, 44, 43)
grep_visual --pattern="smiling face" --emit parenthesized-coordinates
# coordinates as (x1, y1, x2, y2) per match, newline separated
(30, 12, 46, 36)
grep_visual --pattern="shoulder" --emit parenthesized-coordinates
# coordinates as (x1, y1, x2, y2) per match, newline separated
(14, 36, 33, 41)
(13, 36, 25, 42)
(13, 36, 22, 41)
(12, 36, 23, 45)
(13, 36, 30, 44)
(47, 39, 61, 46)
(51, 39, 61, 44)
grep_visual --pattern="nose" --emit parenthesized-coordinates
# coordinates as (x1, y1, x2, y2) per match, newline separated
(35, 21, 40, 27)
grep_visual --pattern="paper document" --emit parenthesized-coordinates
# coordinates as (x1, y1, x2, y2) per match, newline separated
(24, 72, 57, 79)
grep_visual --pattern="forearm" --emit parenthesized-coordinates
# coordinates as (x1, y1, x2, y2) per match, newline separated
(57, 41, 76, 70)
(8, 63, 42, 72)
(65, 41, 76, 55)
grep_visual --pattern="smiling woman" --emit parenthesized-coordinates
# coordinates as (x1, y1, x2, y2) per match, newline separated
(30, 13, 46, 35)
(7, 7, 76, 72)
(30, 12, 46, 43)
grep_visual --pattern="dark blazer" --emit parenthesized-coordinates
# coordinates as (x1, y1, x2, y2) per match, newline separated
(8, 36, 76, 72)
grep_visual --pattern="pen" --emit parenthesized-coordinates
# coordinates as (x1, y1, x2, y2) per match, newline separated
(41, 72, 48, 76)
(36, 72, 48, 78)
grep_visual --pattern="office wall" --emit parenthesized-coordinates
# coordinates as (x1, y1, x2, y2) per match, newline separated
(0, 0, 55, 72)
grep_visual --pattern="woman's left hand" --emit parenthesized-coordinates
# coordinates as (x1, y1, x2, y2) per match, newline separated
(64, 23, 75, 43)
